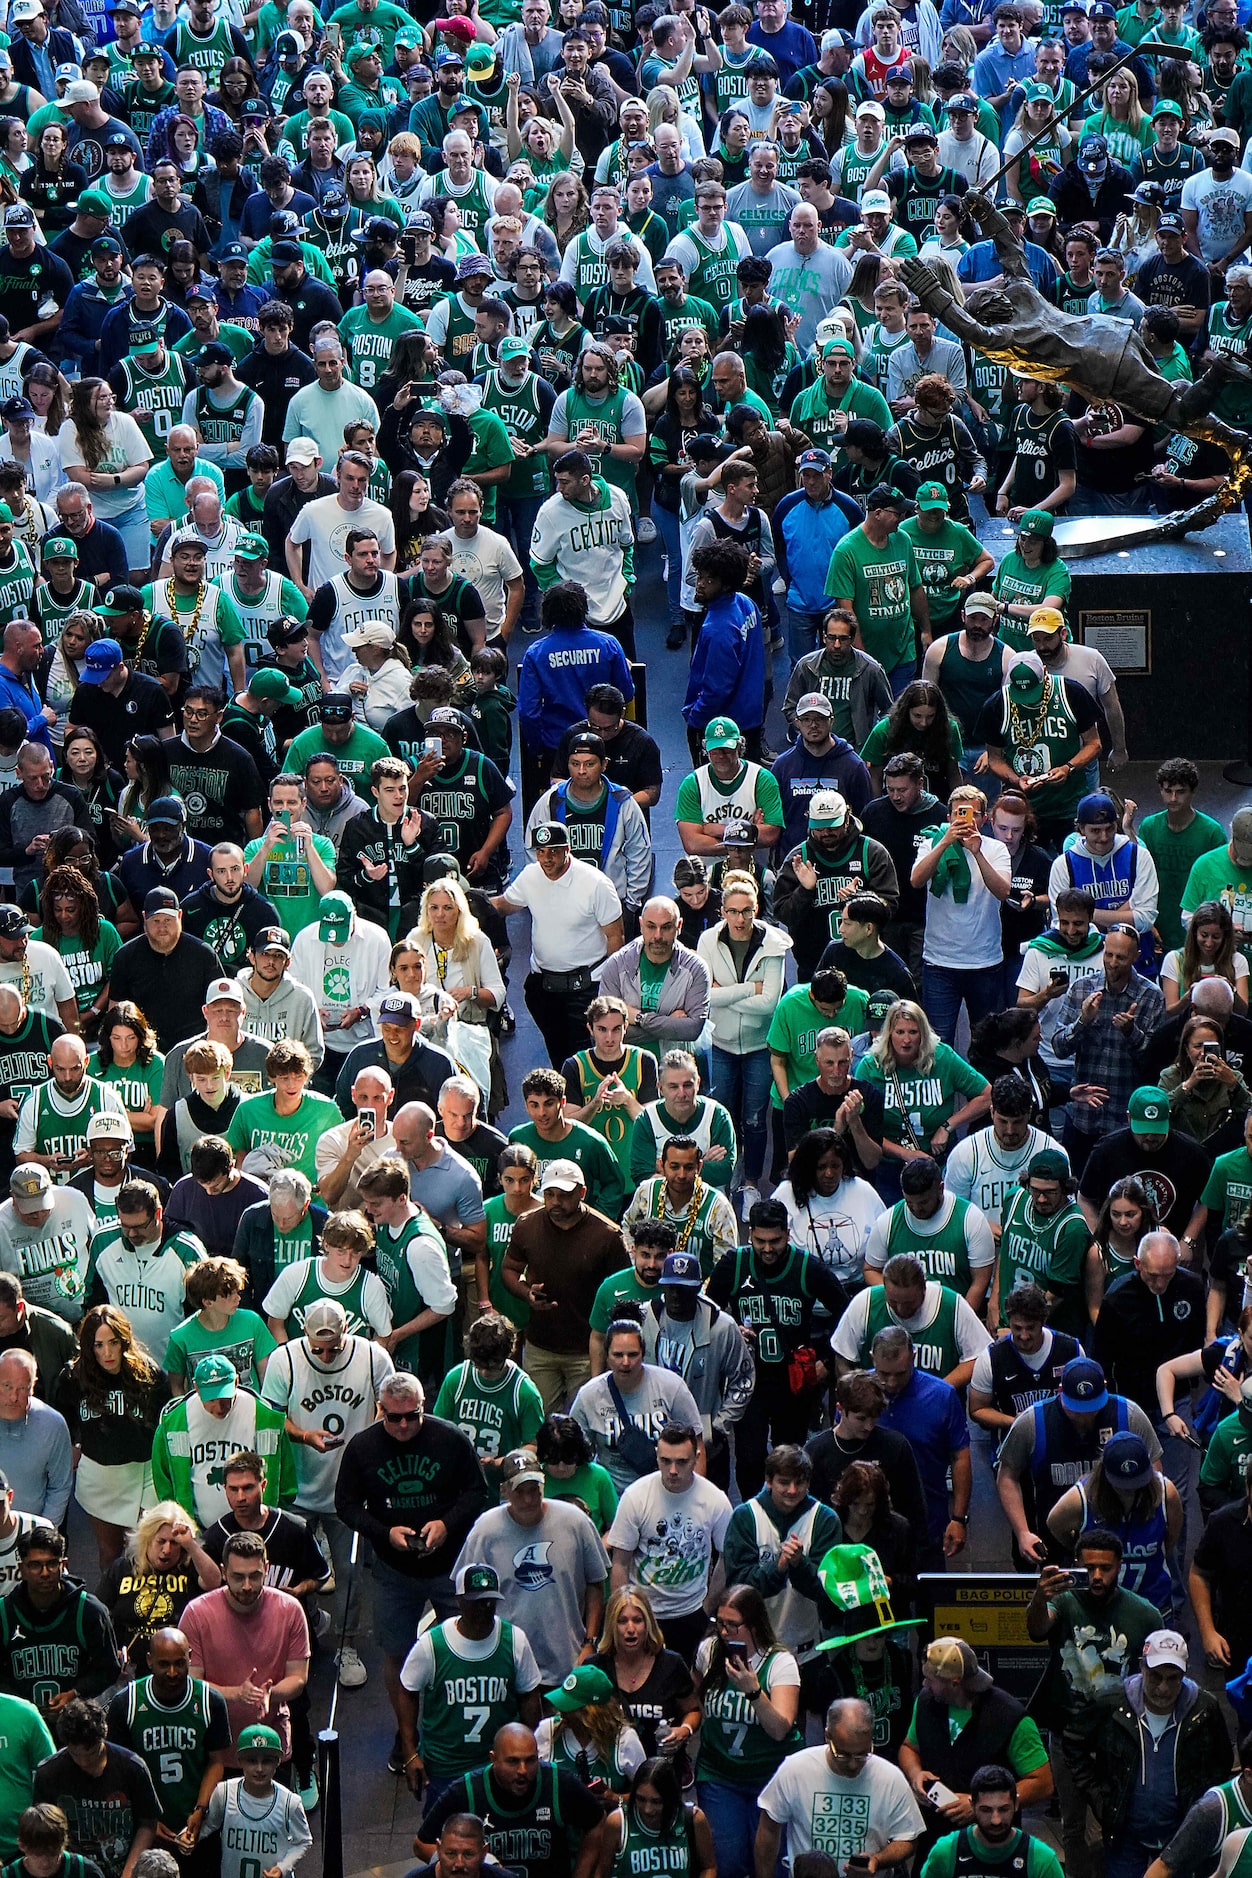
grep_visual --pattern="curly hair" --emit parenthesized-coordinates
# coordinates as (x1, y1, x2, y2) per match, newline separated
(881, 680, 956, 777)
(574, 341, 620, 396)
(38, 864, 101, 953)
(66, 379, 111, 474)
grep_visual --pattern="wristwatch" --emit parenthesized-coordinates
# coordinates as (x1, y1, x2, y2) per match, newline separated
(952, 1513, 970, 1525)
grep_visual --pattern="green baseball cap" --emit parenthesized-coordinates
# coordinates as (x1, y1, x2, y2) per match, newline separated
(318, 890, 354, 943)
(237, 1724, 283, 1753)
(41, 535, 77, 560)
(1128, 1086, 1171, 1135)
(76, 188, 113, 217)
(1006, 656, 1046, 707)
(235, 532, 268, 560)
(128, 324, 161, 356)
(821, 334, 855, 359)
(1027, 1147, 1070, 1182)
(915, 480, 949, 511)
(249, 667, 301, 707)
(193, 1352, 238, 1400)
(815, 1543, 926, 1651)
(1152, 98, 1184, 120)
(547, 1664, 615, 1712)
(1018, 508, 1054, 537)
(0, 502, 14, 525)
(1026, 195, 1057, 216)
(703, 716, 741, 751)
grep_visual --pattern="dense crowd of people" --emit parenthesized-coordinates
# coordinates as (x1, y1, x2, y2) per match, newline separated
(0, 0, 1246, 1877)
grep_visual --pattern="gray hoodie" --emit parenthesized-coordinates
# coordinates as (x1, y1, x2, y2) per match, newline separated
(305, 779, 369, 850)
(237, 966, 326, 1068)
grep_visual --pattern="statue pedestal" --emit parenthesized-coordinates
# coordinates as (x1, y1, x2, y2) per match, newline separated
(976, 514, 1252, 760)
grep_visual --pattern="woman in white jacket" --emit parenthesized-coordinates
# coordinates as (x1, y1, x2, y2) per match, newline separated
(342, 621, 416, 731)
(697, 871, 792, 1214)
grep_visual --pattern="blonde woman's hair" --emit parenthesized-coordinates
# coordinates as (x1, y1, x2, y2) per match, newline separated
(598, 1584, 666, 1658)
(646, 83, 683, 135)
(926, 254, 965, 305)
(868, 997, 938, 1077)
(129, 1500, 200, 1569)
(414, 874, 482, 962)
(721, 870, 759, 907)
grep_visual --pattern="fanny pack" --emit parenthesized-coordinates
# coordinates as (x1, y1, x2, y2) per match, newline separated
(540, 966, 594, 995)
(607, 1375, 658, 1475)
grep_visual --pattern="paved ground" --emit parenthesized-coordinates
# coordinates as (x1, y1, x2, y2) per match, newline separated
(60, 530, 1252, 1878)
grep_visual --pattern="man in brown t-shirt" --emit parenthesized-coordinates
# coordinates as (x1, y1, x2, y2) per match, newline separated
(502, 1157, 628, 1410)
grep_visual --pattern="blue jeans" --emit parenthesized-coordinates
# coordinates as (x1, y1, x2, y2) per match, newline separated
(698, 1777, 762, 1878)
(888, 657, 918, 696)
(654, 501, 683, 624)
(711, 1043, 772, 1183)
(499, 493, 545, 630)
(922, 960, 1007, 1045)
(787, 603, 826, 662)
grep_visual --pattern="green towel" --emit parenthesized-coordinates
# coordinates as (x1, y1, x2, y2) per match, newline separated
(922, 826, 972, 903)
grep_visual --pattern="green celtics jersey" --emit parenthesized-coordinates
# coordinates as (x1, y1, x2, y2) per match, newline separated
(431, 292, 479, 368)
(194, 382, 260, 455)
(430, 171, 495, 238)
(992, 674, 1087, 820)
(862, 1282, 963, 1378)
(116, 1675, 225, 1825)
(431, 1359, 544, 1473)
(835, 139, 888, 198)
(418, 1619, 526, 1776)
(482, 1195, 531, 1327)
(478, 369, 552, 500)
(339, 303, 424, 392)
(33, 575, 95, 641)
(0, 542, 36, 627)
(114, 353, 193, 454)
(277, 1259, 372, 1339)
(613, 1807, 695, 1878)
(562, 385, 636, 497)
(25, 1078, 123, 1180)
(680, 225, 745, 313)
(35, 925, 121, 1019)
(0, 1592, 107, 1706)
(1007, 403, 1076, 511)
(118, 79, 177, 149)
(372, 1211, 452, 1376)
(998, 1186, 1090, 1335)
(697, 1648, 803, 1781)
(166, 16, 237, 82)
(883, 1196, 977, 1292)
(571, 1045, 651, 1179)
(228, 570, 308, 674)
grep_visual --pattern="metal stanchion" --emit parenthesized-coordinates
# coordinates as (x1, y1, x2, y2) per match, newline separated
(314, 1527, 360, 1878)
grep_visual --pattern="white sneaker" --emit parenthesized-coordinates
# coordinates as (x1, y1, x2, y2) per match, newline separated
(336, 1646, 367, 1688)
(739, 1183, 763, 1218)
(637, 517, 657, 543)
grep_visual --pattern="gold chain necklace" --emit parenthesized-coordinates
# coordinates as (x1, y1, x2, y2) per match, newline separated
(654, 1173, 704, 1256)
(167, 578, 207, 651)
(1007, 669, 1056, 756)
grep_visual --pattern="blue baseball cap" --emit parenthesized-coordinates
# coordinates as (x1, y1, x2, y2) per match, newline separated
(1060, 1356, 1108, 1414)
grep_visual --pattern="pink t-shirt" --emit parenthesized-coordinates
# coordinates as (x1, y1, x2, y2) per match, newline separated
(181, 1587, 310, 1764)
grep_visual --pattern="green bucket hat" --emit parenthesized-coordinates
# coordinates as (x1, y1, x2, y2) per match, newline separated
(815, 1543, 926, 1651)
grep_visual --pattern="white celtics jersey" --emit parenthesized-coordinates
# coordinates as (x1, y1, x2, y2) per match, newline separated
(229, 570, 288, 673)
(945, 1124, 1067, 1231)
(262, 1336, 392, 1515)
(0, 343, 37, 405)
(321, 570, 402, 684)
(0, 1511, 40, 1596)
(696, 761, 762, 826)
(204, 1776, 312, 1878)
